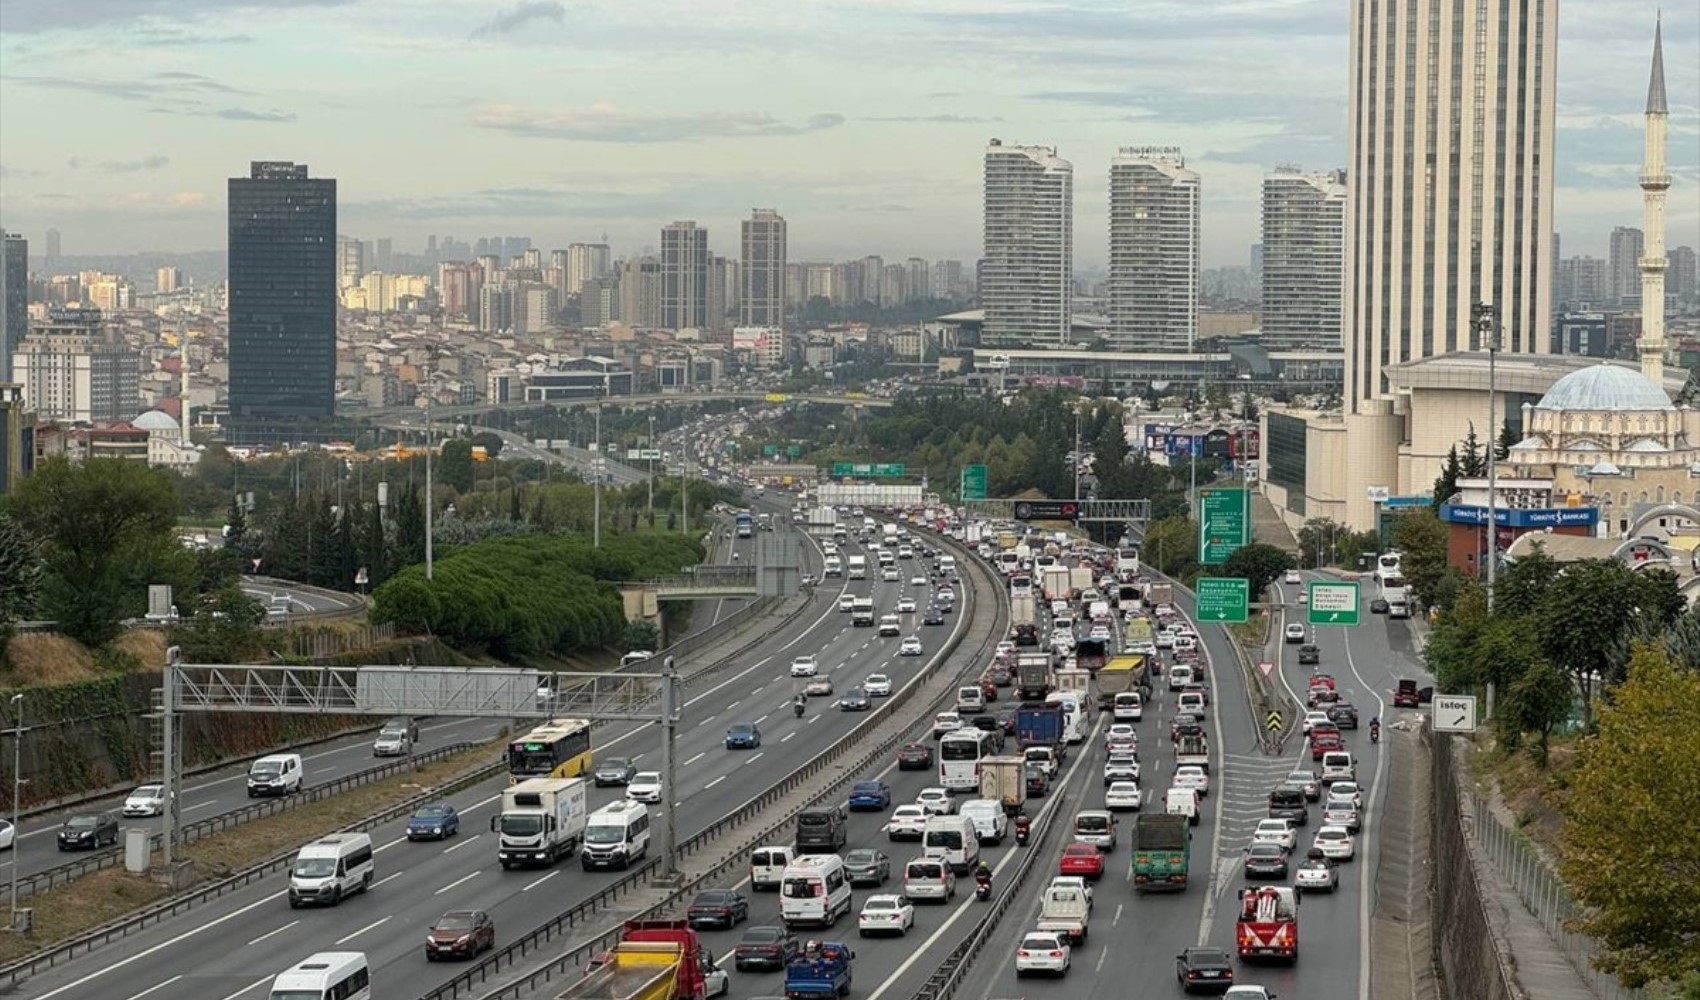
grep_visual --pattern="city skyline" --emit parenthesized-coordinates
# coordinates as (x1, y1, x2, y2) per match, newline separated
(0, 0, 1694, 268)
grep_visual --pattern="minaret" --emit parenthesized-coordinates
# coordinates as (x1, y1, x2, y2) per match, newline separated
(1638, 17, 1670, 384)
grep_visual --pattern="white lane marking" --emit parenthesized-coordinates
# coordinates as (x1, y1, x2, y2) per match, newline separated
(751, 687, 765, 697)
(1341, 607, 1393, 1000)
(372, 870, 406, 888)
(245, 920, 298, 947)
(807, 714, 821, 724)
(334, 915, 391, 944)
(443, 833, 482, 853)
(214, 975, 270, 1000)
(705, 776, 726, 790)
(755, 713, 770, 724)
(743, 752, 765, 766)
(522, 871, 559, 892)
(781, 732, 796, 743)
(123, 975, 183, 1000)
(727, 701, 741, 710)
(434, 870, 482, 895)
(1113, 903, 1124, 926)
(683, 752, 707, 767)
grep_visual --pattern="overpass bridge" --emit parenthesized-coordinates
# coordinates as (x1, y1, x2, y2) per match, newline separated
(363, 389, 895, 425)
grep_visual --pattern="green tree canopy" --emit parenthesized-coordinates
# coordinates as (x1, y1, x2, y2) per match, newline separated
(1221, 543, 1296, 601)
(1391, 509, 1451, 609)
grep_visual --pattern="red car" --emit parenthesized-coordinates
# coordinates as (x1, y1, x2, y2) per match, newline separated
(1058, 841, 1106, 880)
(897, 743, 934, 770)
(1393, 679, 1421, 708)
(1310, 730, 1344, 760)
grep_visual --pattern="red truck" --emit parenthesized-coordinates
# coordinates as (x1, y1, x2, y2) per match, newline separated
(1393, 679, 1421, 708)
(563, 920, 726, 1000)
(1236, 885, 1299, 963)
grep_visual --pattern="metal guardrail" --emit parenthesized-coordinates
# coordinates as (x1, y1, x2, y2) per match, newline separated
(415, 525, 1007, 1000)
(0, 740, 481, 904)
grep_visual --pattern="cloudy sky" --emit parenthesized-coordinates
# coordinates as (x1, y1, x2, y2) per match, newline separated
(0, 0, 1694, 268)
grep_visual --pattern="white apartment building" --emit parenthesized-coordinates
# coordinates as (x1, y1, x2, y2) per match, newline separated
(11, 308, 140, 423)
(982, 140, 1073, 347)
(1260, 167, 1346, 351)
(1107, 147, 1199, 353)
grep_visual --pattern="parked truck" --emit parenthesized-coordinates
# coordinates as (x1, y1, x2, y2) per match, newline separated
(1236, 885, 1299, 963)
(1036, 881, 1091, 944)
(1131, 814, 1191, 892)
(1175, 733, 1210, 772)
(1073, 637, 1110, 673)
(494, 777, 587, 869)
(978, 755, 1028, 814)
(783, 941, 853, 998)
(555, 920, 720, 1000)
(1015, 705, 1065, 748)
(1015, 652, 1055, 701)
(1096, 654, 1149, 709)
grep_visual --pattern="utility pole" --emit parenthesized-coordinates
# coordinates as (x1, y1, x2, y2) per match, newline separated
(1073, 408, 1082, 504)
(659, 656, 680, 881)
(1475, 302, 1500, 721)
(593, 397, 603, 548)
(647, 413, 655, 523)
(8, 693, 23, 932)
(424, 356, 435, 580)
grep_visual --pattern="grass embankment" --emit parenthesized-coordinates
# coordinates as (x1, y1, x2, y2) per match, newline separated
(1, 631, 166, 687)
(0, 739, 505, 964)
(1228, 613, 1271, 654)
(1471, 734, 1579, 858)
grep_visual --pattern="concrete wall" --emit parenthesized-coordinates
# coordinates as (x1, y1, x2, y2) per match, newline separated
(1429, 730, 1522, 1000)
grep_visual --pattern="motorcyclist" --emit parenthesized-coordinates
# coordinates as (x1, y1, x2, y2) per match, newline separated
(975, 859, 993, 885)
(794, 693, 807, 717)
(1369, 716, 1382, 742)
(1013, 810, 1031, 843)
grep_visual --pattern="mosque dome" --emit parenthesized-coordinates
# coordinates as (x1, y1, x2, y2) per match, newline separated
(132, 409, 181, 432)
(1535, 363, 1673, 411)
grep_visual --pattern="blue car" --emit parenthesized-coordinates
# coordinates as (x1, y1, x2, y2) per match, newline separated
(726, 723, 762, 750)
(847, 780, 892, 811)
(407, 802, 459, 840)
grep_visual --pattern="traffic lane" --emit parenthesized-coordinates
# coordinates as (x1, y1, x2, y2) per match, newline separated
(14, 715, 506, 851)
(36, 573, 969, 1000)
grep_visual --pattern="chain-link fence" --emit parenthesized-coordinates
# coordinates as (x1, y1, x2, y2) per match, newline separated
(1469, 792, 1646, 1000)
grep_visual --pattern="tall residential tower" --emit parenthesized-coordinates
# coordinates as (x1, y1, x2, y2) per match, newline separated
(1260, 168, 1346, 351)
(981, 140, 1073, 347)
(660, 221, 709, 330)
(1107, 147, 1200, 352)
(740, 209, 787, 327)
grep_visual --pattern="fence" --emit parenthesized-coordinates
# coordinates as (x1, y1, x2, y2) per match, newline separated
(1469, 792, 1646, 1000)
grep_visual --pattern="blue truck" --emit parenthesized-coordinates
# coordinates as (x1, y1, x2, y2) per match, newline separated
(735, 511, 754, 538)
(1015, 705, 1065, 748)
(784, 941, 853, 998)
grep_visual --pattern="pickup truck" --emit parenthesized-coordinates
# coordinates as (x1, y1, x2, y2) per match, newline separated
(783, 941, 854, 998)
(1175, 733, 1209, 772)
(1036, 882, 1091, 944)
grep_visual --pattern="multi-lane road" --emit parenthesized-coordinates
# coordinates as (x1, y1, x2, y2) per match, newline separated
(28, 526, 990, 1000)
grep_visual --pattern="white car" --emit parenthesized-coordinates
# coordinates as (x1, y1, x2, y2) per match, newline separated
(1322, 799, 1361, 833)
(1154, 631, 1176, 650)
(885, 804, 929, 841)
(0, 819, 14, 851)
(896, 597, 917, 614)
(858, 894, 915, 936)
(1173, 765, 1210, 798)
(1088, 625, 1112, 642)
(1015, 930, 1072, 977)
(1226, 987, 1281, 1000)
(1251, 818, 1298, 850)
(1294, 855, 1340, 893)
(1104, 724, 1139, 753)
(122, 784, 170, 817)
(1103, 756, 1140, 786)
(1104, 781, 1142, 812)
(1302, 710, 1332, 735)
(1284, 569, 1302, 585)
(1313, 824, 1356, 860)
(995, 640, 1015, 657)
(900, 637, 924, 657)
(1328, 781, 1365, 809)
(915, 787, 955, 816)
(910, 574, 928, 586)
(625, 771, 664, 803)
(882, 568, 901, 582)
(864, 673, 893, 697)
(931, 712, 963, 739)
(790, 656, 818, 678)
(1284, 623, 1306, 643)
(838, 594, 856, 613)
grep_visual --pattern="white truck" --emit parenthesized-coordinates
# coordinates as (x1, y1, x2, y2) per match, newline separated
(977, 755, 1028, 814)
(847, 554, 868, 579)
(822, 554, 843, 578)
(494, 777, 588, 869)
(1037, 881, 1091, 944)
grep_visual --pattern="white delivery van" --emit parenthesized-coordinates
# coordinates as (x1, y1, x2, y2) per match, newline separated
(248, 753, 304, 797)
(288, 833, 374, 908)
(1165, 787, 1201, 826)
(1167, 664, 1195, 691)
(922, 813, 980, 874)
(1177, 691, 1206, 715)
(581, 799, 652, 871)
(957, 798, 1008, 845)
(939, 555, 957, 576)
(1112, 691, 1144, 722)
(902, 856, 957, 903)
(955, 686, 985, 714)
(749, 845, 796, 891)
(779, 854, 854, 928)
(269, 952, 370, 1000)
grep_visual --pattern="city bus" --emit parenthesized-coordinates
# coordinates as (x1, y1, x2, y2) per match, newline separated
(1117, 546, 1141, 577)
(508, 718, 594, 782)
(938, 729, 999, 793)
(735, 511, 754, 538)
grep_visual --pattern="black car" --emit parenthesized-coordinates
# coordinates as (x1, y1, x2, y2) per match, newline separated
(1297, 644, 1320, 665)
(1328, 702, 1360, 729)
(843, 848, 891, 886)
(1243, 842, 1290, 880)
(840, 689, 872, 712)
(687, 889, 749, 929)
(1176, 947, 1236, 994)
(1025, 765, 1050, 797)
(58, 811, 119, 850)
(594, 756, 637, 786)
(1370, 598, 1391, 614)
(896, 743, 934, 770)
(734, 926, 800, 970)
(922, 610, 945, 626)
(1268, 786, 1309, 826)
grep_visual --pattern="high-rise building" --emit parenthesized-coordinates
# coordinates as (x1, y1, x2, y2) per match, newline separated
(336, 235, 364, 288)
(513, 285, 559, 334)
(228, 161, 337, 421)
(982, 140, 1073, 347)
(619, 256, 663, 329)
(1108, 147, 1200, 352)
(1609, 226, 1645, 308)
(707, 255, 737, 332)
(906, 258, 931, 303)
(1670, 246, 1697, 305)
(0, 383, 33, 495)
(521, 248, 542, 270)
(11, 308, 140, 423)
(581, 277, 617, 327)
(156, 266, 182, 294)
(438, 261, 484, 324)
(566, 243, 611, 296)
(374, 237, 393, 272)
(1342, 0, 1556, 412)
(1260, 167, 1346, 351)
(661, 221, 709, 330)
(1555, 256, 1610, 311)
(931, 260, 966, 301)
(740, 209, 787, 327)
(1, 232, 25, 383)
(44, 228, 60, 269)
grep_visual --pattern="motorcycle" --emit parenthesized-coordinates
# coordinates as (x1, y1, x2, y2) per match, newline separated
(1370, 724, 1381, 744)
(974, 875, 993, 901)
(793, 701, 807, 719)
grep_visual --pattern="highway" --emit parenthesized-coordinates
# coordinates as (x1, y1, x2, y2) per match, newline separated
(29, 523, 991, 1000)
(885, 568, 1428, 1000)
(240, 576, 366, 618)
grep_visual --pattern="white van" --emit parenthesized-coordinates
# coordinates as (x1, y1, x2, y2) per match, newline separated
(779, 855, 854, 928)
(269, 952, 370, 1000)
(957, 799, 1008, 845)
(1176, 691, 1206, 715)
(1167, 664, 1195, 692)
(955, 686, 985, 714)
(939, 555, 957, 576)
(903, 856, 957, 903)
(923, 813, 980, 874)
(248, 753, 304, 798)
(1320, 751, 1357, 784)
(1165, 787, 1201, 826)
(1112, 692, 1144, 722)
(749, 845, 796, 891)
(581, 799, 652, 870)
(289, 833, 374, 908)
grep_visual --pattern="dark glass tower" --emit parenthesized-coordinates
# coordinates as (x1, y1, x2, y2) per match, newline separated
(228, 161, 336, 424)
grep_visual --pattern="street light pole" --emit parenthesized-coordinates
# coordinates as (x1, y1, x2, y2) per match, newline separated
(593, 398, 603, 548)
(424, 359, 435, 581)
(9, 693, 23, 932)
(1475, 302, 1501, 722)
(647, 413, 655, 523)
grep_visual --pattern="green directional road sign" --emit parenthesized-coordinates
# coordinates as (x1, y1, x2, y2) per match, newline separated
(960, 464, 988, 501)
(1195, 577, 1250, 623)
(1307, 581, 1362, 626)
(787, 444, 803, 459)
(1198, 487, 1251, 565)
(831, 462, 906, 478)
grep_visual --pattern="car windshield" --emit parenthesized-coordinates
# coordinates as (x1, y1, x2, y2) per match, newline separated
(1076, 815, 1109, 832)
(853, 783, 882, 793)
(695, 892, 733, 905)
(865, 898, 897, 910)
(846, 850, 878, 864)
(415, 804, 452, 818)
(498, 815, 544, 836)
(251, 762, 281, 776)
(599, 758, 630, 771)
(293, 858, 336, 878)
(585, 823, 628, 844)
(132, 786, 161, 798)
(434, 913, 475, 931)
(729, 726, 754, 736)
(633, 772, 660, 784)
(743, 928, 782, 944)
(1249, 844, 1283, 857)
(66, 816, 98, 828)
(908, 863, 944, 878)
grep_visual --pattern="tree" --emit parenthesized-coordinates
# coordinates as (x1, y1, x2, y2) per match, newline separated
(1459, 423, 1487, 477)
(1494, 419, 1519, 462)
(438, 439, 475, 493)
(1222, 543, 1296, 601)
(225, 494, 248, 546)
(1431, 445, 1464, 510)
(166, 588, 266, 663)
(623, 619, 660, 653)
(1498, 660, 1574, 762)
(470, 430, 505, 460)
(1391, 509, 1450, 609)
(1296, 518, 1346, 569)
(1143, 516, 1198, 579)
(0, 511, 42, 660)
(1561, 645, 1700, 987)
(1532, 559, 1663, 726)
(1660, 605, 1700, 673)
(394, 481, 426, 569)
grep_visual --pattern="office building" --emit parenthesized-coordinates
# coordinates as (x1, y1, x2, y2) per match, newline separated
(740, 209, 787, 327)
(0, 383, 32, 494)
(1609, 226, 1645, 309)
(513, 285, 559, 335)
(1260, 167, 1346, 351)
(1, 233, 24, 383)
(1107, 147, 1200, 352)
(11, 308, 140, 423)
(709, 255, 737, 332)
(228, 161, 337, 421)
(981, 140, 1073, 347)
(336, 236, 364, 288)
(619, 256, 663, 329)
(44, 228, 60, 268)
(661, 221, 709, 330)
(156, 266, 183, 294)
(566, 243, 611, 297)
(439, 261, 484, 324)
(1671, 246, 1697, 305)
(1556, 255, 1610, 311)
